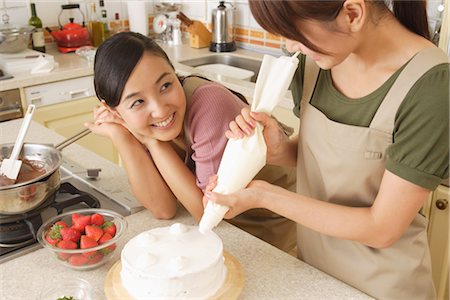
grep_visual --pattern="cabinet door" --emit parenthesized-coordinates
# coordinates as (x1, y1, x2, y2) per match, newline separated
(427, 185, 449, 299)
(33, 97, 120, 164)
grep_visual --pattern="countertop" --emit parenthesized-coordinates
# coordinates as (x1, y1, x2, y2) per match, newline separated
(0, 119, 372, 299)
(0, 43, 294, 109)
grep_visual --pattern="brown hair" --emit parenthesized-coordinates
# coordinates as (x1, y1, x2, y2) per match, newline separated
(249, 0, 430, 53)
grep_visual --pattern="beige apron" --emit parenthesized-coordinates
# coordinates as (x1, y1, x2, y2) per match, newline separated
(296, 47, 447, 299)
(182, 76, 297, 252)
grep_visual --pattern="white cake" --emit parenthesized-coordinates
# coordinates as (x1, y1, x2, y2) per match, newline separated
(120, 223, 227, 299)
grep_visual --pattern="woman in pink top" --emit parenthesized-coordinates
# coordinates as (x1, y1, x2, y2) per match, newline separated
(85, 32, 296, 251)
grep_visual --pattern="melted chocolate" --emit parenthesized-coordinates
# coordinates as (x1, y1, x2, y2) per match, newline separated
(0, 159, 46, 187)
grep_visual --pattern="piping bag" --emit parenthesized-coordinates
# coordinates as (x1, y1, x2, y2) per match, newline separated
(199, 52, 300, 233)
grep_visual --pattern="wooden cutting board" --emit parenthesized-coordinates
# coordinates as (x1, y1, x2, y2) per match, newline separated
(104, 251, 244, 300)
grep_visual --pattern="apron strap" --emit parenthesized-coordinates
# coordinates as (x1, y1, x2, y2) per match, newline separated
(370, 47, 449, 133)
(302, 57, 321, 103)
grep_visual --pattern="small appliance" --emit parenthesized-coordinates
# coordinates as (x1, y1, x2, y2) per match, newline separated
(45, 4, 91, 53)
(210, 1, 236, 52)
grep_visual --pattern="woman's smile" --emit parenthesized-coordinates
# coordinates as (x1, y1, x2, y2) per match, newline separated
(152, 112, 175, 128)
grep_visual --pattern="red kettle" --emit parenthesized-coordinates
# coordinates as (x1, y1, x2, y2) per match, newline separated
(46, 4, 91, 53)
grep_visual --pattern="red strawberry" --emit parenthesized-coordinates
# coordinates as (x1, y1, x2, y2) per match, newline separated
(72, 214, 91, 232)
(55, 221, 68, 228)
(85, 225, 103, 241)
(98, 232, 116, 255)
(101, 221, 117, 237)
(80, 235, 98, 258)
(90, 213, 104, 226)
(60, 227, 81, 243)
(48, 222, 66, 240)
(68, 254, 89, 266)
(45, 234, 61, 246)
(86, 252, 104, 265)
(56, 239, 77, 261)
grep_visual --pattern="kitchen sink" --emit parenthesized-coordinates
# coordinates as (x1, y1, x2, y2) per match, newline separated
(178, 54, 262, 83)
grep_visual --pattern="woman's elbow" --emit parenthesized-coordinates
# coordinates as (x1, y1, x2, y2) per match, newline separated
(152, 209, 176, 220)
(365, 233, 400, 249)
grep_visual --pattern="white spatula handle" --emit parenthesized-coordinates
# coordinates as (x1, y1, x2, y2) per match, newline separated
(9, 105, 35, 161)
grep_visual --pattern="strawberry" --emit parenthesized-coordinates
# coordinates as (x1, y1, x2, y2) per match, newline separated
(72, 214, 91, 232)
(90, 213, 104, 226)
(60, 227, 81, 243)
(45, 234, 61, 246)
(55, 221, 69, 228)
(68, 254, 89, 266)
(47, 221, 67, 240)
(80, 235, 98, 258)
(56, 239, 77, 261)
(98, 232, 116, 255)
(86, 252, 104, 265)
(101, 221, 117, 237)
(85, 225, 103, 241)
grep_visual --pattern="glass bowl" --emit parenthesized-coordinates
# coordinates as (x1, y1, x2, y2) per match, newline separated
(38, 278, 96, 300)
(37, 208, 127, 271)
(75, 46, 96, 64)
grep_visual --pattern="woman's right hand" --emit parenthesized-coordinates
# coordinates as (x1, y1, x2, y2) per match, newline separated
(84, 104, 129, 139)
(225, 108, 288, 162)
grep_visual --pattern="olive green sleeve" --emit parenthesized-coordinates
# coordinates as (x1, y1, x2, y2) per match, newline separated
(386, 63, 449, 190)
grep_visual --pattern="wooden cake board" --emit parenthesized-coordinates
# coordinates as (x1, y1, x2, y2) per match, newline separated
(104, 251, 244, 300)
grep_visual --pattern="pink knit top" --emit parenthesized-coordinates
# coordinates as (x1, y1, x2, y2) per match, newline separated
(185, 82, 247, 190)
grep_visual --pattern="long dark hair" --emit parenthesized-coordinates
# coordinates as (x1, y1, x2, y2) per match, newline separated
(248, 0, 430, 53)
(94, 32, 174, 107)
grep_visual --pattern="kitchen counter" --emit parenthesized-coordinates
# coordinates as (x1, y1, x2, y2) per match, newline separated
(0, 119, 372, 299)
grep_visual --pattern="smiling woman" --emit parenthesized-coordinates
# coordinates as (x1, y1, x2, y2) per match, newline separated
(85, 32, 297, 253)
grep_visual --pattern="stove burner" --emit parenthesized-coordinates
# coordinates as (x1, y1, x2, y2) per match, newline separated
(0, 182, 101, 253)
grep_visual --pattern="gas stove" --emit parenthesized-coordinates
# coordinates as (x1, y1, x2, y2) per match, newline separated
(0, 160, 143, 263)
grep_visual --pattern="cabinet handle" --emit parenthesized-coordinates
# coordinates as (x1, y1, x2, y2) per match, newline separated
(435, 199, 448, 210)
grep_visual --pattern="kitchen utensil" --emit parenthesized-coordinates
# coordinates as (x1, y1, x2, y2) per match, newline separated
(0, 25, 34, 53)
(152, 13, 168, 34)
(210, 1, 236, 52)
(45, 4, 91, 53)
(177, 12, 211, 49)
(0, 128, 91, 214)
(0, 104, 35, 181)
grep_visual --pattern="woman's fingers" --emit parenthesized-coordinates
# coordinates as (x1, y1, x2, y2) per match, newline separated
(202, 175, 218, 207)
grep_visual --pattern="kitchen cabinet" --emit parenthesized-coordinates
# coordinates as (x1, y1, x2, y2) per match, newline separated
(423, 185, 449, 299)
(32, 97, 120, 164)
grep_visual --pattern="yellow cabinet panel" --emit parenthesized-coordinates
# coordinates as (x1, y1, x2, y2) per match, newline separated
(425, 185, 449, 300)
(33, 97, 120, 164)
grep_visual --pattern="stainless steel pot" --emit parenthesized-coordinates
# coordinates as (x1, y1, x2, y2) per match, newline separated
(0, 129, 91, 215)
(0, 25, 34, 53)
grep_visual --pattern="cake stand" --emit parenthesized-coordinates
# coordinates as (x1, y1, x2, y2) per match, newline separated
(104, 251, 244, 300)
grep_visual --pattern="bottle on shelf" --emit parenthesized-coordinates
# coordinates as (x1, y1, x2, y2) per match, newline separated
(28, 3, 46, 53)
(99, 0, 110, 39)
(89, 2, 104, 47)
(110, 13, 123, 35)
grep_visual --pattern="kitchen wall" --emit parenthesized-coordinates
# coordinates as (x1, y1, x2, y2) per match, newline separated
(3, 0, 447, 55)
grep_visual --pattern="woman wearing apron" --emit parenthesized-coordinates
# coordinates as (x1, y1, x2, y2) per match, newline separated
(85, 32, 296, 252)
(204, 1, 449, 299)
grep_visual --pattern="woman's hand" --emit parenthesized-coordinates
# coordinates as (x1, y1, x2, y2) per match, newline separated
(202, 175, 270, 218)
(225, 107, 290, 164)
(84, 104, 128, 138)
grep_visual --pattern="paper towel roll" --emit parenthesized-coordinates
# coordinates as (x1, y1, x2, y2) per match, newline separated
(127, 1, 149, 36)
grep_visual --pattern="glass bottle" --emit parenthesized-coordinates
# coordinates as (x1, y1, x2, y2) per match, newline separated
(99, 0, 110, 39)
(111, 13, 123, 35)
(89, 3, 104, 47)
(28, 3, 46, 53)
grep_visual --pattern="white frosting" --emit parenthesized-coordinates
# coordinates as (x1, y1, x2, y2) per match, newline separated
(120, 223, 227, 299)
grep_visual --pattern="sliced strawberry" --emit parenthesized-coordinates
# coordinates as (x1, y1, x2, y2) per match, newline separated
(57, 252, 72, 261)
(102, 221, 117, 237)
(80, 235, 98, 258)
(60, 227, 81, 243)
(90, 213, 105, 226)
(85, 225, 103, 241)
(48, 223, 65, 240)
(86, 252, 104, 265)
(68, 254, 89, 266)
(45, 234, 61, 246)
(98, 232, 116, 255)
(72, 215, 91, 232)
(55, 221, 68, 228)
